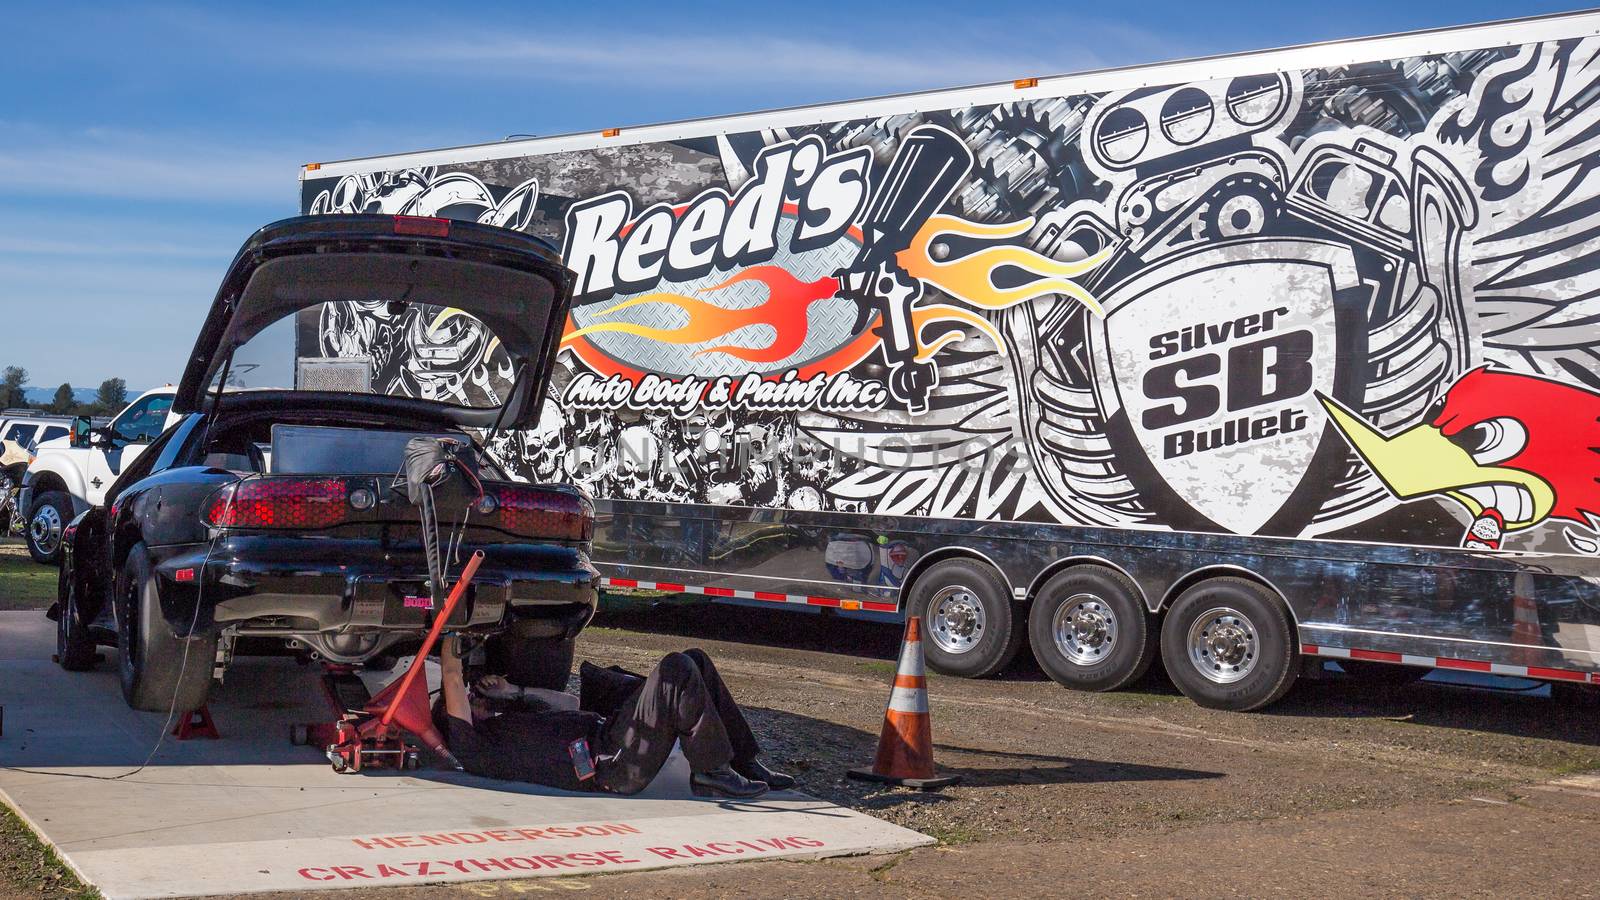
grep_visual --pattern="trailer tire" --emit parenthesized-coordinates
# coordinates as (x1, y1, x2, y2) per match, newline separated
(116, 543, 216, 713)
(1160, 577, 1298, 711)
(907, 558, 1023, 678)
(1029, 565, 1156, 692)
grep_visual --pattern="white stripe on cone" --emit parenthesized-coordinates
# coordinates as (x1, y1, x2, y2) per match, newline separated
(896, 634, 925, 678)
(887, 686, 929, 714)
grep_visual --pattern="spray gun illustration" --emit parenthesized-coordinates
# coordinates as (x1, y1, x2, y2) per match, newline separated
(837, 125, 975, 413)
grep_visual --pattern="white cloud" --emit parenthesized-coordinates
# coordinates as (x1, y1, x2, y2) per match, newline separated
(378, 32, 1076, 92)
(0, 127, 297, 205)
(164, 6, 1167, 95)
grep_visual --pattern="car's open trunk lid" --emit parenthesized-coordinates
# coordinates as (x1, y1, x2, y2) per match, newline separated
(175, 215, 575, 430)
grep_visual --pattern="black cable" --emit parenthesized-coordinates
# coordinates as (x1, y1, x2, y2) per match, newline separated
(5, 492, 229, 781)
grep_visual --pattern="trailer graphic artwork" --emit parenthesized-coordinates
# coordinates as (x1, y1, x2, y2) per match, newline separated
(301, 37, 1600, 554)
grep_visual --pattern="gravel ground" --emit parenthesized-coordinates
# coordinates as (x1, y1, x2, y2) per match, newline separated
(5, 587, 1600, 898)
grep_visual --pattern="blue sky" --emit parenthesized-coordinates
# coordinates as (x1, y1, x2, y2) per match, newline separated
(0, 0, 1587, 391)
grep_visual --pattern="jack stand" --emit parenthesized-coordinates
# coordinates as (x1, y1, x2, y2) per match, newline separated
(172, 706, 220, 740)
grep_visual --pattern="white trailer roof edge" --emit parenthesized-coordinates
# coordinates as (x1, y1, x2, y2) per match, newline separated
(302, 7, 1600, 180)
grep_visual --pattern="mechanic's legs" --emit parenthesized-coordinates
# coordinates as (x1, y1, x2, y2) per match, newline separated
(681, 648, 760, 765)
(596, 652, 734, 795)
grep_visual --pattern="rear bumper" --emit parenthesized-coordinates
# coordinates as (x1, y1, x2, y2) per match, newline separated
(151, 536, 598, 635)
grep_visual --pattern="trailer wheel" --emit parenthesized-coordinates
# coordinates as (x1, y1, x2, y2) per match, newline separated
(1160, 577, 1298, 711)
(1029, 565, 1155, 692)
(116, 543, 217, 713)
(906, 558, 1023, 678)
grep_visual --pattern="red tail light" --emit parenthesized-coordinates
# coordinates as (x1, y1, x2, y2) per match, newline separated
(205, 478, 349, 529)
(394, 215, 450, 237)
(494, 487, 593, 541)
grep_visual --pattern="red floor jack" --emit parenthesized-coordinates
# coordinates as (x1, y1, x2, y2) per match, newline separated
(293, 551, 484, 773)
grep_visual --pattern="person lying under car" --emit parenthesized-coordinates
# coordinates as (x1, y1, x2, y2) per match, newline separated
(435, 637, 794, 798)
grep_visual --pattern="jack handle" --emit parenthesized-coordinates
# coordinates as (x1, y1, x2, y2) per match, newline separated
(380, 549, 485, 729)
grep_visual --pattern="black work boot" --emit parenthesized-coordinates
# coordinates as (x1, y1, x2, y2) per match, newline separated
(690, 765, 769, 799)
(733, 758, 795, 790)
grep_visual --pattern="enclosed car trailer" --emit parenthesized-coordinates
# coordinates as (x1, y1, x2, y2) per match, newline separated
(299, 9, 1600, 709)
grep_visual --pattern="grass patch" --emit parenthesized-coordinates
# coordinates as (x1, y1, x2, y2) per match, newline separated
(858, 660, 898, 677)
(1547, 756, 1600, 776)
(0, 799, 99, 899)
(924, 824, 983, 846)
(0, 551, 54, 611)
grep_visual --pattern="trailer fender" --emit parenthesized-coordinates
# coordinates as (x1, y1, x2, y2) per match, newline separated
(1158, 564, 1299, 629)
(897, 546, 1018, 610)
(1025, 556, 1150, 612)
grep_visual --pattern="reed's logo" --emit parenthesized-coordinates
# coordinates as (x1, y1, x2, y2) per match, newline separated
(559, 125, 1107, 413)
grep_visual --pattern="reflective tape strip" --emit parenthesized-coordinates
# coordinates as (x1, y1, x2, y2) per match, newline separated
(1300, 644, 1600, 684)
(896, 642, 926, 678)
(601, 577, 898, 613)
(887, 685, 929, 714)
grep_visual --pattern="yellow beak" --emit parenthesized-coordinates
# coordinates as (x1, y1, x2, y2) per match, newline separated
(1318, 394, 1554, 530)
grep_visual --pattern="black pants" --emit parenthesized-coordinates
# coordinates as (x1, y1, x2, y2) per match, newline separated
(593, 649, 761, 795)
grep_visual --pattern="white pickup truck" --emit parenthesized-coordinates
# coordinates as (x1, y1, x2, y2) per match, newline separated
(21, 387, 178, 563)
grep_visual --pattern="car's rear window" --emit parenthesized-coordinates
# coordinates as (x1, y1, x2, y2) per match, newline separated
(219, 303, 515, 411)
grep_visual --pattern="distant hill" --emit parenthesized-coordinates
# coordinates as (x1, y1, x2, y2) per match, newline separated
(20, 387, 141, 406)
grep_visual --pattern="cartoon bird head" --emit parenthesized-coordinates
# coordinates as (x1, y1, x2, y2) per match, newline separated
(1320, 367, 1600, 546)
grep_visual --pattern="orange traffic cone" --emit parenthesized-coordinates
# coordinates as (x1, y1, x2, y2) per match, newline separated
(847, 616, 961, 790)
(1511, 573, 1542, 667)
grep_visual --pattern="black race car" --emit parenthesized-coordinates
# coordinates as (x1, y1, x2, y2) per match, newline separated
(50, 214, 598, 712)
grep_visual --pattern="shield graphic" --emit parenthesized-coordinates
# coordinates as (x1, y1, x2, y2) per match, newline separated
(1090, 239, 1361, 534)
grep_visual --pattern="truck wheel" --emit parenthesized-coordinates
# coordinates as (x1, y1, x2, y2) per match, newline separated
(116, 543, 217, 713)
(1029, 565, 1156, 692)
(486, 631, 577, 691)
(907, 558, 1023, 678)
(56, 566, 98, 671)
(1160, 577, 1298, 711)
(27, 491, 72, 565)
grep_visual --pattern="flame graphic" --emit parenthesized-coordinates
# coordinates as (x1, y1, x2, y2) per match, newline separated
(560, 266, 838, 364)
(898, 215, 1109, 316)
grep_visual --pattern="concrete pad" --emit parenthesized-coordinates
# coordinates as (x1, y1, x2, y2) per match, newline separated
(0, 611, 930, 898)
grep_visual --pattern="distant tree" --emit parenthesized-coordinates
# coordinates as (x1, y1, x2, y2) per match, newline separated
(51, 383, 74, 414)
(1, 366, 28, 410)
(94, 377, 127, 414)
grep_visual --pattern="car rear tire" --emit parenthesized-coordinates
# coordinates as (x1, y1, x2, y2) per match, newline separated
(907, 558, 1023, 679)
(486, 630, 578, 691)
(56, 565, 98, 671)
(1160, 577, 1298, 711)
(116, 543, 217, 713)
(1029, 565, 1156, 692)
(27, 490, 72, 565)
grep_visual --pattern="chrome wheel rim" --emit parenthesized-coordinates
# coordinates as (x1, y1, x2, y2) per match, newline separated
(1053, 593, 1118, 665)
(30, 504, 62, 556)
(1186, 606, 1258, 684)
(928, 585, 986, 655)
